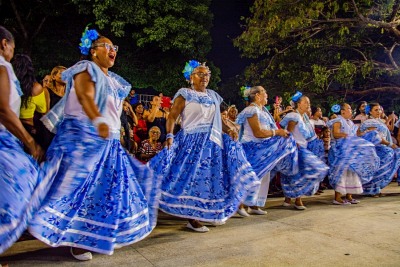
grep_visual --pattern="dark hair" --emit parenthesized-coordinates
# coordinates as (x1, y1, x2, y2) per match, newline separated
(12, 54, 36, 109)
(0, 26, 14, 43)
(355, 101, 367, 116)
(311, 106, 321, 116)
(369, 103, 380, 109)
(132, 102, 144, 113)
(368, 102, 380, 117)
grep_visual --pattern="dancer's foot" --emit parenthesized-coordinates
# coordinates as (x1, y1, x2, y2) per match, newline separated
(248, 206, 267, 215)
(187, 219, 209, 233)
(294, 199, 306, 210)
(237, 207, 250, 217)
(70, 247, 93, 261)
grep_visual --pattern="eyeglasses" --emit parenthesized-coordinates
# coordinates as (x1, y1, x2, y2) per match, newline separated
(92, 43, 119, 52)
(150, 131, 161, 135)
(193, 72, 211, 78)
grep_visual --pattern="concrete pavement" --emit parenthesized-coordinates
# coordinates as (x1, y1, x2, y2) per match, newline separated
(2, 183, 400, 267)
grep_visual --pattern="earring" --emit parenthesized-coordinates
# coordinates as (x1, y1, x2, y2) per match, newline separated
(93, 52, 97, 57)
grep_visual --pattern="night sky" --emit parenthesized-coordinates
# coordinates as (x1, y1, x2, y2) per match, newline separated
(209, 0, 254, 84)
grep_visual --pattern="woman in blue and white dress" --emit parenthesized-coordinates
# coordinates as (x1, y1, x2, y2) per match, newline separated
(327, 103, 379, 205)
(0, 26, 49, 256)
(279, 92, 329, 210)
(236, 86, 298, 215)
(358, 103, 400, 196)
(149, 60, 259, 232)
(29, 28, 159, 260)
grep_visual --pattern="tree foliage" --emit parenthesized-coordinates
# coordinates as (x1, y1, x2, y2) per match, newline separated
(234, 0, 400, 111)
(70, 0, 218, 93)
(0, 0, 219, 95)
(0, 0, 74, 54)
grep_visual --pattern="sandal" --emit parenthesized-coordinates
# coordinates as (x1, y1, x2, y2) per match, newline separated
(186, 222, 209, 232)
(332, 200, 351, 205)
(347, 199, 360, 204)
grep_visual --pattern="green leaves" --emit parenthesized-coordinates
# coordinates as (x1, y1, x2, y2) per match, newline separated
(0, 0, 217, 95)
(234, 0, 400, 110)
(72, 0, 213, 54)
(334, 60, 357, 89)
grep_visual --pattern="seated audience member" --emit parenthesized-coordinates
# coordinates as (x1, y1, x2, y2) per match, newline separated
(139, 126, 163, 163)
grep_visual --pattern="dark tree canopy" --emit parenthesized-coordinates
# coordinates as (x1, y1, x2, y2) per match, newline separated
(234, 0, 400, 111)
(0, 0, 220, 95)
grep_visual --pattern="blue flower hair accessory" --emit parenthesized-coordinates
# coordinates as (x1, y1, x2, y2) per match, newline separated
(182, 60, 201, 81)
(79, 25, 100, 55)
(240, 86, 251, 101)
(331, 104, 341, 113)
(365, 104, 371, 115)
(291, 91, 303, 102)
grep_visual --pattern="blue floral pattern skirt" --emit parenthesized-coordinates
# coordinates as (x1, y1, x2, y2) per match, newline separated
(29, 119, 159, 255)
(148, 129, 259, 223)
(328, 136, 379, 190)
(0, 130, 54, 254)
(307, 138, 325, 159)
(280, 147, 329, 198)
(361, 131, 400, 195)
(241, 135, 298, 206)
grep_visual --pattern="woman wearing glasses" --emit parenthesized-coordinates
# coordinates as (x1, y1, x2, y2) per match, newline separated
(29, 27, 159, 260)
(139, 126, 163, 163)
(149, 60, 258, 232)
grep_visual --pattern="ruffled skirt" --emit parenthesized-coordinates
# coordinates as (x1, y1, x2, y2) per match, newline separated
(335, 170, 363, 195)
(307, 138, 325, 159)
(361, 131, 400, 195)
(29, 118, 159, 255)
(280, 147, 329, 198)
(241, 135, 298, 206)
(148, 129, 259, 223)
(328, 136, 379, 191)
(0, 130, 54, 254)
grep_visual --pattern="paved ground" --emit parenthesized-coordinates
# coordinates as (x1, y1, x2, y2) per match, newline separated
(2, 183, 400, 267)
